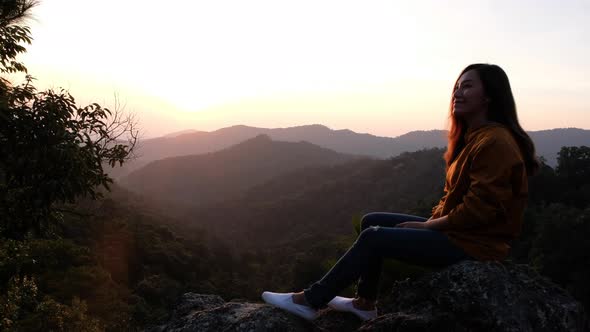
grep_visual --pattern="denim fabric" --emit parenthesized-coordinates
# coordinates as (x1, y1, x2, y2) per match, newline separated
(303, 212, 473, 309)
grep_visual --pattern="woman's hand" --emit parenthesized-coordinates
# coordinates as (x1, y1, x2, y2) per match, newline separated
(395, 221, 430, 229)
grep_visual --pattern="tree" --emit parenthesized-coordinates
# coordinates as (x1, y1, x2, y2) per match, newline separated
(0, 2, 141, 328)
(555, 146, 590, 208)
(0, 0, 35, 78)
(529, 204, 590, 312)
(556, 146, 590, 183)
(0, 0, 139, 238)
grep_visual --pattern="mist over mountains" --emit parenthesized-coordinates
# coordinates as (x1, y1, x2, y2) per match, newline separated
(121, 134, 360, 207)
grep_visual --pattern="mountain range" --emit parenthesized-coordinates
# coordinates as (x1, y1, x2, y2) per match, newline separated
(121, 134, 360, 207)
(107, 124, 590, 180)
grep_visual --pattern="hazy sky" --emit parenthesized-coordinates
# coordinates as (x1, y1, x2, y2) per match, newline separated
(20, 0, 590, 138)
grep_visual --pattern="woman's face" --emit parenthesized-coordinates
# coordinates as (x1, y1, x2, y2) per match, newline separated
(452, 69, 488, 117)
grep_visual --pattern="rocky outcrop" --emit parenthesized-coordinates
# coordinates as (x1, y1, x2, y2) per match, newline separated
(362, 261, 586, 331)
(146, 293, 313, 332)
(149, 261, 586, 332)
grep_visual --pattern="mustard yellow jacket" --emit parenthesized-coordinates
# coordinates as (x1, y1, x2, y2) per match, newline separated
(432, 123, 529, 261)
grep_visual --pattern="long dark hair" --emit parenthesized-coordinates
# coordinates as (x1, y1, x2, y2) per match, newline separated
(443, 63, 540, 176)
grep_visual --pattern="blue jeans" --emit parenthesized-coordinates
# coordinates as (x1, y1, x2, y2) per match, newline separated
(303, 212, 473, 309)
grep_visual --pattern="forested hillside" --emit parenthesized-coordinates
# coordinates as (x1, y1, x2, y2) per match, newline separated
(121, 134, 359, 207)
(186, 148, 446, 249)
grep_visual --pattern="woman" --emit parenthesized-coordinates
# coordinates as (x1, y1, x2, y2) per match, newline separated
(262, 63, 540, 321)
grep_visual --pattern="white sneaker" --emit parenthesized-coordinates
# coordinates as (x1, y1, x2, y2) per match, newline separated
(327, 296, 377, 321)
(261, 291, 318, 321)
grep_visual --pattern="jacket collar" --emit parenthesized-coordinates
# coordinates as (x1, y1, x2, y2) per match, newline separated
(465, 122, 504, 144)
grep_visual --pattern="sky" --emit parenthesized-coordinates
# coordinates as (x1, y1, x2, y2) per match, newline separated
(18, 0, 590, 138)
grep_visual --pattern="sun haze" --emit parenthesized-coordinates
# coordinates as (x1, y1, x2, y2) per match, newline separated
(21, 0, 590, 138)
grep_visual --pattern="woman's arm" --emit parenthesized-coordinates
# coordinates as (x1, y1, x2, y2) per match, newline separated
(396, 215, 449, 230)
(446, 137, 525, 229)
(425, 215, 449, 230)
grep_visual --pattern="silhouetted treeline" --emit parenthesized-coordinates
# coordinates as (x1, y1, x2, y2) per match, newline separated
(510, 146, 590, 310)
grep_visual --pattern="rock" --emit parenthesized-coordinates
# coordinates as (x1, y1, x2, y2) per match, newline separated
(149, 297, 312, 332)
(367, 261, 586, 332)
(170, 293, 225, 320)
(152, 261, 586, 332)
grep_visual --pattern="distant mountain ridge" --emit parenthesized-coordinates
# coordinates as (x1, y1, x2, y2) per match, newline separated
(107, 124, 590, 179)
(121, 134, 360, 207)
(106, 124, 446, 179)
(527, 128, 590, 165)
(163, 129, 201, 138)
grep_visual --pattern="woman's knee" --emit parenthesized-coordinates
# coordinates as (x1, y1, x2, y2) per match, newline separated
(360, 212, 382, 231)
(357, 225, 381, 246)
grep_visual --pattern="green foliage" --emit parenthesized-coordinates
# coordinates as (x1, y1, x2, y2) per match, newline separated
(0, 275, 102, 332)
(1, 0, 137, 239)
(0, 83, 137, 238)
(0, 275, 37, 329)
(0, 24, 30, 75)
(0, 1, 36, 78)
(352, 213, 362, 235)
(53, 196, 221, 329)
(0, 237, 131, 330)
(19, 296, 102, 332)
(133, 274, 181, 325)
(510, 146, 590, 313)
(556, 146, 590, 182)
(528, 204, 590, 310)
(135, 275, 181, 307)
(0, 238, 94, 283)
(0, 1, 38, 26)
(527, 161, 560, 205)
(555, 146, 590, 208)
